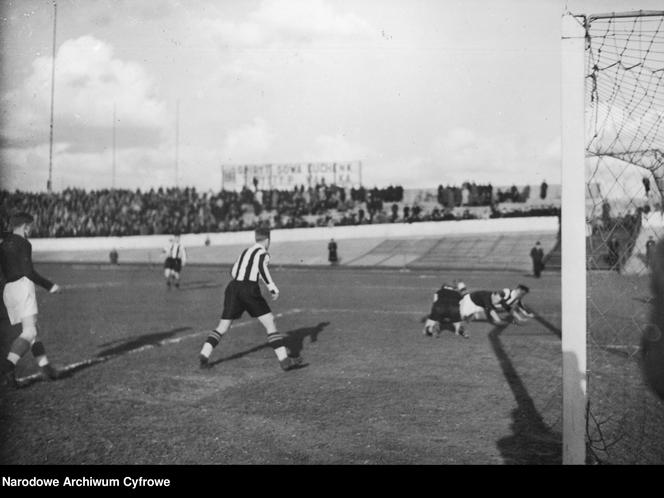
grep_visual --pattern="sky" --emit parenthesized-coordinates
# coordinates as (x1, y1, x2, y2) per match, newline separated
(0, 0, 661, 192)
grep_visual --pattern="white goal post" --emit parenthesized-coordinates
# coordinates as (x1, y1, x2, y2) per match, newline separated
(561, 11, 587, 465)
(561, 9, 664, 465)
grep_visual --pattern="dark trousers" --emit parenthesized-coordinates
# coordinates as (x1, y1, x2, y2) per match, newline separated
(533, 260, 543, 277)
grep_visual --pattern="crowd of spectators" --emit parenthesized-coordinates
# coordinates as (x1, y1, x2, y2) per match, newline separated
(0, 180, 558, 238)
(436, 181, 548, 207)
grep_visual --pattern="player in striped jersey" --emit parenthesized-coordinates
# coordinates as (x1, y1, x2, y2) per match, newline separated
(163, 232, 187, 289)
(0, 212, 62, 388)
(459, 284, 532, 326)
(198, 227, 303, 372)
(492, 285, 534, 324)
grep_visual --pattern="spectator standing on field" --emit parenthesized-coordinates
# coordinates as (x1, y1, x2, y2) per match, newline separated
(530, 241, 545, 278)
(643, 176, 651, 197)
(646, 235, 656, 268)
(328, 238, 338, 266)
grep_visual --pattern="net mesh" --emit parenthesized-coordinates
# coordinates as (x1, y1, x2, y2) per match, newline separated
(584, 11, 664, 464)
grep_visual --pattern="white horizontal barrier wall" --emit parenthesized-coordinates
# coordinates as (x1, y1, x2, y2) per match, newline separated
(31, 216, 559, 252)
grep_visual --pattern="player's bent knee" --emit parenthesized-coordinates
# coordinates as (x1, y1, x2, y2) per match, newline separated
(19, 327, 38, 344)
(20, 315, 39, 342)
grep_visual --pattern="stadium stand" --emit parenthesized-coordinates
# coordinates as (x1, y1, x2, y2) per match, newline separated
(0, 181, 560, 239)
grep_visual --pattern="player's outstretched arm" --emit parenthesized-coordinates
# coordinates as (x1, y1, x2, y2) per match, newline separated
(30, 268, 56, 292)
(510, 310, 528, 324)
(489, 309, 508, 326)
(515, 301, 535, 318)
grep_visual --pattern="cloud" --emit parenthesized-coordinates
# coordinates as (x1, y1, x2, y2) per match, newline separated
(190, 0, 380, 83)
(426, 127, 559, 186)
(1, 36, 168, 151)
(220, 117, 275, 163)
(207, 0, 378, 48)
(1, 141, 190, 192)
(308, 134, 369, 162)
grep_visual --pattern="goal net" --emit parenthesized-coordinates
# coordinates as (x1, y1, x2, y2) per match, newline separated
(584, 10, 664, 464)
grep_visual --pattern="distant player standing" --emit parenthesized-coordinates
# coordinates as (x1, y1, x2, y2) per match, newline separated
(198, 227, 302, 371)
(0, 213, 61, 388)
(163, 232, 187, 289)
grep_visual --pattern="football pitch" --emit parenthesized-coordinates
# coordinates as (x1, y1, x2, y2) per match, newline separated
(0, 264, 562, 465)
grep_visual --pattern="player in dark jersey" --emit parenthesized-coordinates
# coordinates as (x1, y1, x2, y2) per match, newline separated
(0, 212, 62, 388)
(423, 282, 468, 338)
(198, 227, 303, 372)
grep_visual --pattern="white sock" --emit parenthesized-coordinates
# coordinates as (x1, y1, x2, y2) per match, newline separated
(200, 343, 213, 358)
(274, 346, 288, 361)
(7, 353, 20, 365)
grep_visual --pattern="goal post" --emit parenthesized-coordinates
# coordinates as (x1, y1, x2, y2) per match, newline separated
(562, 9, 664, 465)
(561, 11, 587, 465)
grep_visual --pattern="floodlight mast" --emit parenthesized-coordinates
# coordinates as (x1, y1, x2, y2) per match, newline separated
(47, 0, 57, 193)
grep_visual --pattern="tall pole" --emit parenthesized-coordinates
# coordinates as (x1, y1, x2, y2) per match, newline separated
(175, 99, 180, 188)
(112, 103, 116, 189)
(47, 0, 57, 192)
(561, 12, 587, 465)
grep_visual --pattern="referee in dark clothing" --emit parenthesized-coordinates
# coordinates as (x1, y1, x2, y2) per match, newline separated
(198, 227, 303, 371)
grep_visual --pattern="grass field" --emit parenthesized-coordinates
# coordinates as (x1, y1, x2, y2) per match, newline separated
(0, 264, 563, 464)
(587, 271, 664, 464)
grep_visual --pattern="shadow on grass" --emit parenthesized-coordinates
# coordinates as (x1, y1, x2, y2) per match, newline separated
(97, 326, 192, 357)
(532, 312, 561, 339)
(9, 326, 195, 388)
(176, 281, 224, 292)
(284, 321, 329, 357)
(490, 324, 562, 464)
(208, 322, 330, 368)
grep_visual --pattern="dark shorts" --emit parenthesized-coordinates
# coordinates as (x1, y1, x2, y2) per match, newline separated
(221, 280, 271, 320)
(429, 288, 462, 323)
(164, 257, 182, 272)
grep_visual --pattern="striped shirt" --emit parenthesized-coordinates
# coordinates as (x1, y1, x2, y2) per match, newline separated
(165, 241, 187, 265)
(492, 288, 530, 315)
(230, 243, 278, 293)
